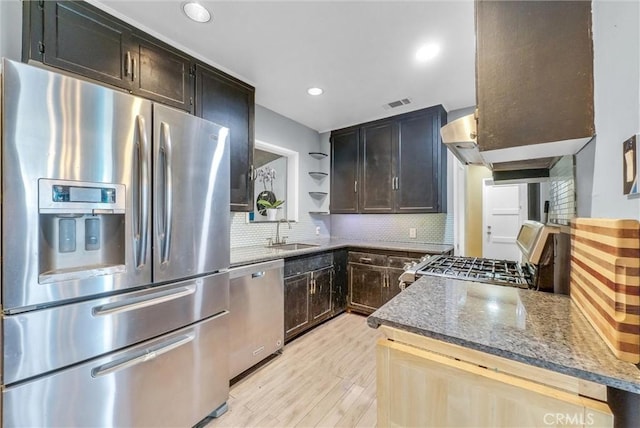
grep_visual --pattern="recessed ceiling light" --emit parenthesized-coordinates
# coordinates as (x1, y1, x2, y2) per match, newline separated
(415, 43, 440, 62)
(307, 87, 324, 96)
(183, 2, 211, 23)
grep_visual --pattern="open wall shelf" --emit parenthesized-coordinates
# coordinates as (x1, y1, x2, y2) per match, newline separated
(309, 191, 328, 198)
(308, 152, 329, 215)
(309, 152, 328, 160)
(309, 172, 328, 180)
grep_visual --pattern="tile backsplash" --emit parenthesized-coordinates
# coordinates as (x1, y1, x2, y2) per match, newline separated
(330, 213, 453, 244)
(230, 212, 453, 248)
(548, 155, 577, 225)
(230, 212, 330, 248)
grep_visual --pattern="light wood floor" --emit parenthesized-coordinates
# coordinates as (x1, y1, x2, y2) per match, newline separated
(205, 313, 382, 428)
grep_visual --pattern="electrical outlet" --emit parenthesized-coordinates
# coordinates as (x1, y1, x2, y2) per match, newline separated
(409, 228, 417, 239)
(315, 226, 321, 236)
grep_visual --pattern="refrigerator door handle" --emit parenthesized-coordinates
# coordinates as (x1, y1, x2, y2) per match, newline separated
(91, 284, 196, 316)
(133, 115, 150, 269)
(91, 333, 195, 377)
(159, 122, 174, 265)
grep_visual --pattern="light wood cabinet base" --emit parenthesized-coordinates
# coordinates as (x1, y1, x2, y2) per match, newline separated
(376, 331, 613, 427)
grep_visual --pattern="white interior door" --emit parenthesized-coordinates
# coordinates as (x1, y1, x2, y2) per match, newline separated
(482, 179, 527, 261)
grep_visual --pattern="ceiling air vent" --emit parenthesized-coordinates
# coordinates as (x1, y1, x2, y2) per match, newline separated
(383, 98, 412, 110)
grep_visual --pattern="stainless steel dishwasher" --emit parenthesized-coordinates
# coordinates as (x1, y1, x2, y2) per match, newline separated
(229, 259, 284, 379)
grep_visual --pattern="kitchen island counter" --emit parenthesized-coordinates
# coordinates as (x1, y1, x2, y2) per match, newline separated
(230, 238, 452, 267)
(368, 276, 640, 394)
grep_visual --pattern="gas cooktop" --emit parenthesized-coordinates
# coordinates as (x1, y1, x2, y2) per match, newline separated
(416, 255, 532, 289)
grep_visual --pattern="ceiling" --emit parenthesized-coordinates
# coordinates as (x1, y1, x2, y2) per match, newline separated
(93, 0, 477, 133)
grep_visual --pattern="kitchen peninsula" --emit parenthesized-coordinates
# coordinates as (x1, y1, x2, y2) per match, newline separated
(368, 276, 640, 427)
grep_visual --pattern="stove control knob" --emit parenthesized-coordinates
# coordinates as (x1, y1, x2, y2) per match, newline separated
(404, 261, 416, 270)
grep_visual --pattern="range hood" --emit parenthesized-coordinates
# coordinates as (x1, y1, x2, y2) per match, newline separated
(441, 114, 592, 183)
(440, 115, 484, 166)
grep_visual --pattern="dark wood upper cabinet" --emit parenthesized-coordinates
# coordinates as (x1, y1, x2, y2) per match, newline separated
(33, 1, 194, 111)
(24, 0, 256, 210)
(331, 105, 447, 214)
(475, 0, 594, 152)
(132, 35, 193, 112)
(395, 107, 447, 213)
(195, 65, 255, 211)
(360, 121, 395, 213)
(330, 128, 359, 213)
(41, 1, 133, 89)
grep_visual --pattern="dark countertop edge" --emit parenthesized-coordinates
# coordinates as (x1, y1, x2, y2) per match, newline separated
(230, 240, 453, 268)
(367, 315, 640, 395)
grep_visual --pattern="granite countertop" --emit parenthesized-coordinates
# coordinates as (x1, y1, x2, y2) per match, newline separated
(230, 238, 453, 267)
(368, 276, 640, 394)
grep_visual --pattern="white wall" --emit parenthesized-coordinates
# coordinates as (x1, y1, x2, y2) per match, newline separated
(585, 0, 640, 219)
(0, 0, 22, 62)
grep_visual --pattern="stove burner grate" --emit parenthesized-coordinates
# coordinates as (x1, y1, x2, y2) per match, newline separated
(417, 256, 531, 288)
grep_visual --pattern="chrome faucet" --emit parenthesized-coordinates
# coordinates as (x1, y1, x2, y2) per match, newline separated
(274, 218, 292, 245)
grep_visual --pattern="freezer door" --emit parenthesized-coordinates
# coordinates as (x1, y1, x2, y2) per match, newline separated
(3, 271, 228, 385)
(153, 104, 230, 282)
(1, 60, 153, 311)
(3, 311, 229, 427)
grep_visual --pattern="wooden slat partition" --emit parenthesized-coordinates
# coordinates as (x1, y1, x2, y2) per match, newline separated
(570, 218, 640, 363)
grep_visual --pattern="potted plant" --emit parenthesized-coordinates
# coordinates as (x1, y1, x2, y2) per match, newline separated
(257, 199, 285, 221)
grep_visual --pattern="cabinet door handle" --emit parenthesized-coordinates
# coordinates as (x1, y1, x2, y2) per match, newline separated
(354, 180, 357, 193)
(124, 51, 131, 77)
(132, 57, 137, 81)
(395, 177, 399, 190)
(359, 257, 372, 264)
(310, 272, 315, 294)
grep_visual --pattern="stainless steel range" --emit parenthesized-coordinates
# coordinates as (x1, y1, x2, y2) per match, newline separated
(400, 221, 559, 290)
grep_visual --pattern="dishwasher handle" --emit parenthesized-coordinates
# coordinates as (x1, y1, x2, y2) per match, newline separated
(229, 259, 284, 280)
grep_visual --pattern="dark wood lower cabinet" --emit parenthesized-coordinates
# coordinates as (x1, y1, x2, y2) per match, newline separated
(284, 253, 339, 342)
(385, 268, 405, 302)
(347, 250, 424, 315)
(284, 273, 310, 339)
(310, 266, 333, 322)
(284, 249, 431, 339)
(348, 263, 386, 313)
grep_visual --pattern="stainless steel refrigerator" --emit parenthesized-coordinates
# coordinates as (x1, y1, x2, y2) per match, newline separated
(1, 59, 230, 427)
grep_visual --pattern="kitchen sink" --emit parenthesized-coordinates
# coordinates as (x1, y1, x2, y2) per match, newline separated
(268, 243, 319, 251)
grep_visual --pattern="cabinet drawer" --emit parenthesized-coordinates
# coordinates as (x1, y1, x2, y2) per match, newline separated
(388, 256, 421, 269)
(285, 252, 333, 278)
(348, 251, 387, 266)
